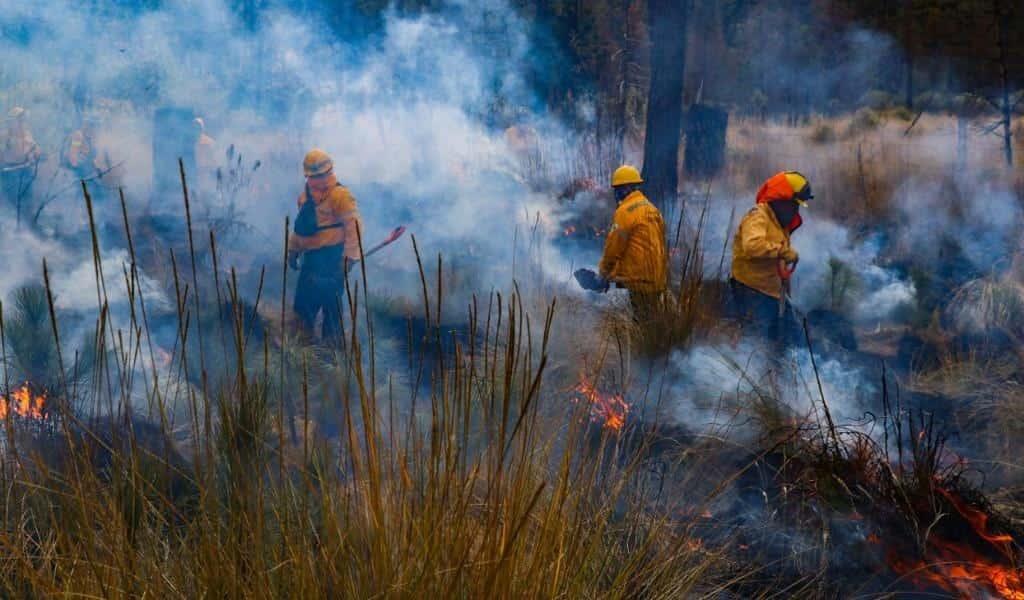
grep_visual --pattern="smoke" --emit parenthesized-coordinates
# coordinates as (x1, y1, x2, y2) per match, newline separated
(0, 0, 590, 325)
(895, 174, 1022, 275)
(658, 339, 876, 440)
(789, 219, 916, 324)
(51, 248, 171, 314)
(0, 0, 1018, 407)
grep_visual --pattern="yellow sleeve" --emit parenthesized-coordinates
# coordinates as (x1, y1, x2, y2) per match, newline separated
(336, 189, 364, 261)
(25, 135, 40, 161)
(598, 212, 631, 279)
(738, 210, 784, 258)
(289, 192, 313, 251)
(67, 132, 83, 166)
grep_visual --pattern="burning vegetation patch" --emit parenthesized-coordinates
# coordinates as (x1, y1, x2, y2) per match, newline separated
(0, 383, 46, 420)
(571, 372, 629, 431)
(886, 486, 1024, 598)
(724, 369, 1024, 597)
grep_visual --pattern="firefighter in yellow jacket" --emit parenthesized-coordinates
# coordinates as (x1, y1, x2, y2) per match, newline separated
(1, 107, 41, 210)
(730, 171, 812, 343)
(288, 149, 363, 343)
(575, 165, 667, 319)
(65, 116, 103, 179)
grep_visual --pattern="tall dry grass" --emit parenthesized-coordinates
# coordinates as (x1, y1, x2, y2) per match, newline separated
(0, 180, 741, 598)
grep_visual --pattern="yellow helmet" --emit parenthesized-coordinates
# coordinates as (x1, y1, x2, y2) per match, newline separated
(303, 148, 333, 177)
(611, 164, 643, 187)
(783, 171, 814, 206)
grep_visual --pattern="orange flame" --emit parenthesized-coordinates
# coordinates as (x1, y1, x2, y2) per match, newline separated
(886, 489, 1024, 597)
(937, 487, 1014, 547)
(889, 540, 1024, 598)
(572, 375, 629, 431)
(0, 383, 45, 420)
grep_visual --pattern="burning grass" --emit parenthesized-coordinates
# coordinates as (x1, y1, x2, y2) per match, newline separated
(731, 356, 1024, 597)
(0, 383, 45, 420)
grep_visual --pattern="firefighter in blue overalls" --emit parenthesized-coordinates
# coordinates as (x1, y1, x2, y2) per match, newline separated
(287, 149, 363, 343)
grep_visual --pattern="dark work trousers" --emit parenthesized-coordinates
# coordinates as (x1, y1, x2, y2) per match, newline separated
(729, 278, 797, 350)
(295, 245, 346, 344)
(1, 167, 33, 218)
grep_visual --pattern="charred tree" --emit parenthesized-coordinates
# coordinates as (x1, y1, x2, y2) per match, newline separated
(902, 0, 914, 109)
(684, 104, 728, 179)
(641, 0, 688, 210)
(994, 0, 1014, 167)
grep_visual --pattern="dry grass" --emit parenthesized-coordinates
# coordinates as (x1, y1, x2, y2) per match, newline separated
(725, 112, 1018, 227)
(0, 185, 744, 599)
(0, 108, 1020, 597)
(911, 351, 1024, 488)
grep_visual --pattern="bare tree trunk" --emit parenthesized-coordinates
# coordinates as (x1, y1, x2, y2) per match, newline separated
(956, 114, 968, 171)
(994, 0, 1014, 167)
(903, 0, 914, 108)
(617, 1, 636, 164)
(641, 0, 689, 210)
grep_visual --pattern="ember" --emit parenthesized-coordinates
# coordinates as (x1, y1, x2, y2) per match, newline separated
(560, 224, 607, 239)
(0, 384, 45, 420)
(572, 375, 629, 431)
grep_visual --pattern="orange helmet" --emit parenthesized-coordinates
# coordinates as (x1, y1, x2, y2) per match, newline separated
(756, 171, 813, 206)
(303, 148, 333, 177)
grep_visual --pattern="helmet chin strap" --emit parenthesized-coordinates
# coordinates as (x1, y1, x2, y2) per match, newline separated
(308, 172, 334, 192)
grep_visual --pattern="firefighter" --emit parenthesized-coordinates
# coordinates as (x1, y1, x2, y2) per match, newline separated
(0, 107, 42, 212)
(730, 171, 812, 345)
(576, 165, 668, 320)
(193, 118, 216, 173)
(192, 117, 217, 198)
(65, 115, 103, 180)
(287, 149, 363, 343)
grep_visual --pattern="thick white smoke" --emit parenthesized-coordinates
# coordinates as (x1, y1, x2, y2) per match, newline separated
(0, 0, 589, 324)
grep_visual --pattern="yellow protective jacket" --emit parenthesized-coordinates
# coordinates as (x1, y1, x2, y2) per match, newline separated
(66, 130, 98, 170)
(195, 133, 216, 171)
(289, 174, 364, 263)
(730, 203, 794, 299)
(598, 190, 668, 294)
(1, 129, 40, 167)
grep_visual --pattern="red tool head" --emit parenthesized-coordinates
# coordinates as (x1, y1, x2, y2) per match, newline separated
(387, 226, 407, 243)
(777, 261, 797, 281)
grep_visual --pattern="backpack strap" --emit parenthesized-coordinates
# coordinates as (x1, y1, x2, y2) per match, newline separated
(301, 182, 346, 232)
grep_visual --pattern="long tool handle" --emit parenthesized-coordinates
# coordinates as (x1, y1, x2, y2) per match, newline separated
(355, 225, 407, 264)
(777, 260, 796, 318)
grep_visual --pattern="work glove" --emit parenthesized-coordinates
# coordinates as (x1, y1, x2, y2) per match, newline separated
(288, 251, 302, 271)
(780, 246, 799, 265)
(574, 268, 610, 293)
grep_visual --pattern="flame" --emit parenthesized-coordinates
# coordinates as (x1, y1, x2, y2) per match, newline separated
(885, 489, 1024, 598)
(889, 540, 1024, 598)
(572, 375, 629, 431)
(0, 383, 45, 420)
(937, 487, 1014, 547)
